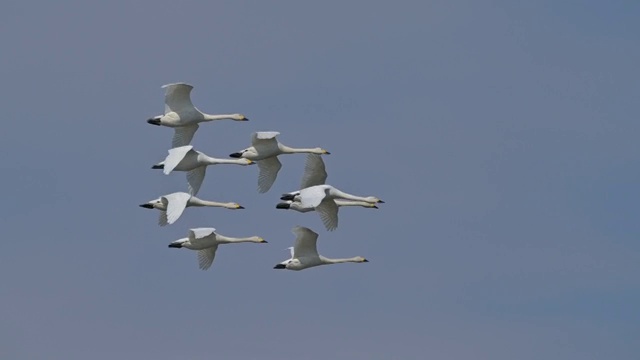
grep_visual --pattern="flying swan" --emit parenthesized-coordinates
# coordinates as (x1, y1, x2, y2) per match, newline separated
(228, 131, 330, 193)
(139, 192, 245, 226)
(146, 83, 249, 147)
(279, 184, 384, 231)
(168, 227, 267, 270)
(152, 145, 254, 196)
(276, 154, 379, 212)
(273, 226, 369, 271)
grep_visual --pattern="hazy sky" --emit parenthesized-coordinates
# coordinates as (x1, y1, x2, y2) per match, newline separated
(1, 1, 639, 359)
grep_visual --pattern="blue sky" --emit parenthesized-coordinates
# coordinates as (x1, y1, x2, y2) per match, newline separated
(1, 1, 639, 359)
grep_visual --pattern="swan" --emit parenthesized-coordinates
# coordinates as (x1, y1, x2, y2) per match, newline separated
(168, 228, 267, 270)
(152, 145, 254, 196)
(146, 83, 249, 147)
(275, 154, 379, 212)
(228, 131, 330, 193)
(273, 226, 368, 271)
(276, 199, 378, 212)
(139, 192, 244, 226)
(279, 184, 384, 231)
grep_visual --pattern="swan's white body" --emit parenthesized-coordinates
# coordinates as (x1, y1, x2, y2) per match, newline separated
(229, 132, 330, 193)
(147, 83, 248, 147)
(274, 226, 368, 271)
(152, 145, 253, 196)
(139, 192, 244, 226)
(280, 183, 384, 231)
(276, 154, 379, 213)
(168, 227, 267, 270)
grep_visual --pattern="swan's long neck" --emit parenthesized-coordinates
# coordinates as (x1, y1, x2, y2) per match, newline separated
(331, 189, 372, 203)
(202, 155, 245, 165)
(215, 235, 262, 244)
(320, 256, 362, 264)
(189, 197, 227, 207)
(334, 200, 374, 208)
(279, 145, 324, 154)
(202, 114, 238, 121)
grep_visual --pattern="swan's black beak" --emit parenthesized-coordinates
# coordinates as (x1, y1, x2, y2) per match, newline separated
(377, 200, 385, 203)
(236, 205, 245, 209)
(139, 203, 154, 209)
(363, 259, 369, 262)
(229, 152, 242, 158)
(372, 205, 379, 209)
(280, 194, 296, 201)
(147, 118, 161, 126)
(168, 243, 182, 248)
(151, 164, 164, 169)
(242, 117, 249, 121)
(276, 203, 291, 209)
(273, 264, 286, 269)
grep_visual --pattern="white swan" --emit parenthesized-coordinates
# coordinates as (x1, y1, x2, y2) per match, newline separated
(228, 131, 330, 193)
(168, 228, 267, 270)
(152, 145, 254, 196)
(146, 83, 249, 147)
(273, 226, 368, 271)
(279, 184, 384, 231)
(276, 154, 379, 212)
(276, 199, 378, 212)
(139, 192, 244, 226)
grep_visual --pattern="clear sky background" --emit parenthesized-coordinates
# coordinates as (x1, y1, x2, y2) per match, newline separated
(1, 1, 639, 359)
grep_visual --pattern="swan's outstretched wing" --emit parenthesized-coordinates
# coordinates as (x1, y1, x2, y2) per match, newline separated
(300, 154, 328, 189)
(257, 156, 282, 193)
(315, 197, 339, 231)
(188, 228, 218, 269)
(161, 192, 191, 225)
(291, 226, 319, 258)
(163, 145, 195, 174)
(188, 228, 217, 243)
(197, 246, 218, 270)
(158, 211, 168, 226)
(251, 131, 280, 153)
(172, 124, 199, 148)
(162, 83, 195, 114)
(251, 131, 280, 145)
(186, 166, 206, 196)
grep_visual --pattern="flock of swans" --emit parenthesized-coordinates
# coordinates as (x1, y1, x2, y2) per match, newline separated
(141, 82, 383, 271)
